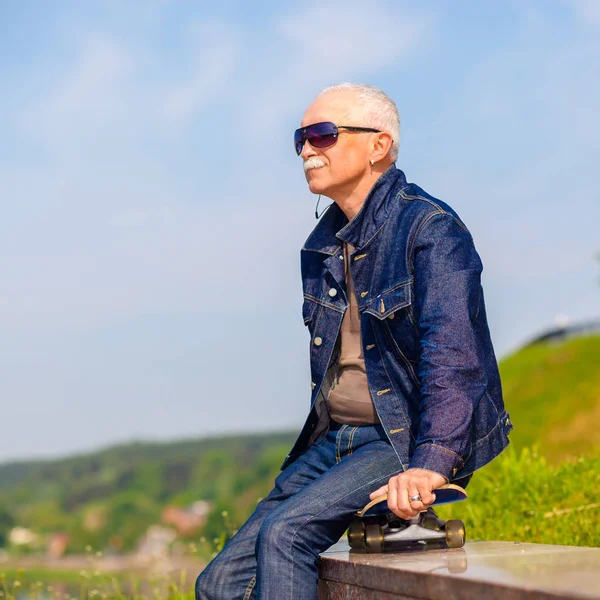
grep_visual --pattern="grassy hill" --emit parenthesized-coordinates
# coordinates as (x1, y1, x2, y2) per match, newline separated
(499, 334, 600, 462)
(436, 445, 600, 547)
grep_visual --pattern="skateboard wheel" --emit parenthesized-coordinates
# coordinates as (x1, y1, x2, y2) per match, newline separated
(364, 523, 384, 553)
(445, 520, 466, 548)
(347, 519, 365, 550)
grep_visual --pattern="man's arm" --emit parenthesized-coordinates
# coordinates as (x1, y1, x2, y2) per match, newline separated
(370, 210, 486, 518)
(408, 210, 485, 477)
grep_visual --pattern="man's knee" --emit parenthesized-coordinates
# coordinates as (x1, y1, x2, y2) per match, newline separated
(255, 507, 327, 557)
(256, 510, 296, 554)
(255, 513, 288, 556)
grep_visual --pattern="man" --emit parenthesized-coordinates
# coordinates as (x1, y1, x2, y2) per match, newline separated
(195, 83, 513, 600)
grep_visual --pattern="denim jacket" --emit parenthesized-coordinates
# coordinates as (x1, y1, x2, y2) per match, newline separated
(281, 164, 513, 480)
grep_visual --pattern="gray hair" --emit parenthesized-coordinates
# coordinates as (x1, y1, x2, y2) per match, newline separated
(316, 83, 400, 161)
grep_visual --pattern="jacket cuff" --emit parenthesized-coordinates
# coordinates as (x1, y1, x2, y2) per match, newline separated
(409, 443, 464, 482)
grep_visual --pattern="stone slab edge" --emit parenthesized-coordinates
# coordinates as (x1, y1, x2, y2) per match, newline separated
(319, 553, 596, 600)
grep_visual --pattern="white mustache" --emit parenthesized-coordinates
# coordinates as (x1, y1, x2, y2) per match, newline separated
(303, 157, 326, 172)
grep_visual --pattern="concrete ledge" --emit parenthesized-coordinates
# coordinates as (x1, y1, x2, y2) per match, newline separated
(318, 540, 600, 600)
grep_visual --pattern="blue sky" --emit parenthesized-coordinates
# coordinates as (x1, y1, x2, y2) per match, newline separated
(1, 1, 598, 461)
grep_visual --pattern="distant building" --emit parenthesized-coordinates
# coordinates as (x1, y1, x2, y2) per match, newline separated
(9, 527, 39, 547)
(137, 525, 177, 558)
(161, 501, 212, 536)
(47, 532, 70, 558)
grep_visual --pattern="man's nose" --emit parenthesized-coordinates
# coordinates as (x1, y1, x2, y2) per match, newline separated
(300, 139, 317, 160)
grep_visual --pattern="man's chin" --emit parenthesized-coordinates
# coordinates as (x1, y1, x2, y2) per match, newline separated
(306, 169, 329, 195)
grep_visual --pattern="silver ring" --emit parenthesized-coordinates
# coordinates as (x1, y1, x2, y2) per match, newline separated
(409, 493, 421, 502)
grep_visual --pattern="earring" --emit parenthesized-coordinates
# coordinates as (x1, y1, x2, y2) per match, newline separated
(370, 159, 374, 166)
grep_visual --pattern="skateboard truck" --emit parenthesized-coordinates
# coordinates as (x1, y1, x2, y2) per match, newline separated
(347, 483, 467, 552)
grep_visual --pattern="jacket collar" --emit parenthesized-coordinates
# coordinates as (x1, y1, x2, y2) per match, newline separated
(302, 164, 407, 255)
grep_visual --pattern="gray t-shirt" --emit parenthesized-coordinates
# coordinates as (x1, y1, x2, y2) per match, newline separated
(326, 242, 380, 425)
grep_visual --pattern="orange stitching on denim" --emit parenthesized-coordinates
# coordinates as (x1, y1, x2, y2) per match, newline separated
(407, 210, 443, 273)
(417, 443, 465, 465)
(310, 299, 325, 346)
(336, 425, 348, 463)
(361, 282, 412, 318)
(243, 575, 256, 600)
(375, 279, 413, 296)
(377, 342, 416, 442)
(473, 417, 503, 447)
(348, 426, 359, 455)
(304, 293, 345, 313)
(398, 190, 449, 215)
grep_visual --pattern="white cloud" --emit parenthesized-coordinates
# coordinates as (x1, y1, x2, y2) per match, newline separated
(163, 22, 239, 124)
(51, 34, 133, 116)
(243, 1, 433, 133)
(565, 0, 600, 25)
(20, 33, 134, 158)
(19, 22, 240, 161)
(278, 0, 427, 72)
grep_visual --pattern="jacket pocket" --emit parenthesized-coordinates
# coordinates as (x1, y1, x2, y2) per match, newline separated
(363, 281, 411, 319)
(365, 282, 420, 388)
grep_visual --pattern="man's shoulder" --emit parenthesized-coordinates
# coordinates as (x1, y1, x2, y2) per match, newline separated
(396, 182, 470, 233)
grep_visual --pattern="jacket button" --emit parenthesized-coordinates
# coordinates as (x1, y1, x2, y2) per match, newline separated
(313, 337, 323, 346)
(311, 381, 316, 390)
(328, 288, 337, 298)
(388, 313, 395, 320)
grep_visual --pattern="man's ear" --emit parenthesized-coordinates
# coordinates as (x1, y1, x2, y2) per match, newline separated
(372, 131, 394, 163)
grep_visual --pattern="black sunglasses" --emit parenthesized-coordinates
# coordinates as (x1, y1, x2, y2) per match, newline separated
(294, 121, 381, 156)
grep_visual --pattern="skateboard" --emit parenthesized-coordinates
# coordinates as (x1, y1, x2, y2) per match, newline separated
(347, 483, 467, 552)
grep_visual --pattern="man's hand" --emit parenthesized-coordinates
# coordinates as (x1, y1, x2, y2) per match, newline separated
(369, 468, 447, 519)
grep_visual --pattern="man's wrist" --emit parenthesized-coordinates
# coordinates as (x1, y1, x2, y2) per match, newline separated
(409, 443, 464, 482)
(409, 467, 449, 485)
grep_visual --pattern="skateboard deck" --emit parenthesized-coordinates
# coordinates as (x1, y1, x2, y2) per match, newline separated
(348, 483, 468, 552)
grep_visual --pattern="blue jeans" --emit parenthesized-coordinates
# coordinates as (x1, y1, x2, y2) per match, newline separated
(194, 420, 403, 600)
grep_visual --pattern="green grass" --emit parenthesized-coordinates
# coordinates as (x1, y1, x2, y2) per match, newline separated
(499, 334, 600, 463)
(0, 567, 196, 600)
(435, 444, 600, 547)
